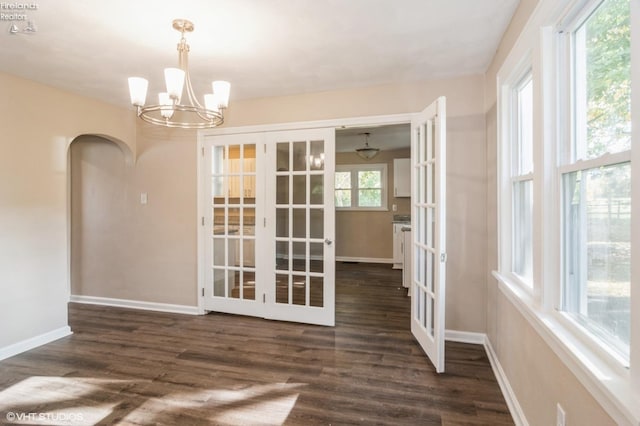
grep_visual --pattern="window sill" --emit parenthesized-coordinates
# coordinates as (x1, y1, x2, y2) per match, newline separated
(492, 271, 640, 425)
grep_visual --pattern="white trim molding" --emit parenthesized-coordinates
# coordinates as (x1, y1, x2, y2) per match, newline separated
(484, 335, 530, 426)
(0, 326, 72, 362)
(70, 295, 200, 316)
(443, 329, 527, 425)
(494, 272, 640, 425)
(445, 329, 486, 345)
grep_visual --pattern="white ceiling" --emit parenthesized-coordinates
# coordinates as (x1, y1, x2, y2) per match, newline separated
(0, 0, 519, 110)
(336, 124, 410, 153)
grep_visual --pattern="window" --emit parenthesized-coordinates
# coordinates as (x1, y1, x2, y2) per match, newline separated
(512, 74, 534, 286)
(335, 164, 387, 210)
(560, 0, 631, 361)
(496, 0, 637, 420)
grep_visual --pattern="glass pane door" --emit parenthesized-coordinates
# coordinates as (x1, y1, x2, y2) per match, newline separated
(204, 134, 264, 317)
(411, 97, 447, 373)
(201, 128, 335, 326)
(266, 129, 335, 326)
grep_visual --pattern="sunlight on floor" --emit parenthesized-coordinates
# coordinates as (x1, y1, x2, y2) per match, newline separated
(0, 376, 306, 425)
(0, 377, 127, 425)
(122, 382, 305, 425)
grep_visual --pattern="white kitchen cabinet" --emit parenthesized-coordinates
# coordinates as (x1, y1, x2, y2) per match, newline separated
(228, 158, 256, 197)
(402, 227, 412, 294)
(393, 158, 411, 198)
(392, 223, 405, 269)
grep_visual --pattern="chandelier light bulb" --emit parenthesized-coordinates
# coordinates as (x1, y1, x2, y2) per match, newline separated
(158, 92, 174, 119)
(164, 68, 185, 101)
(128, 77, 148, 107)
(204, 94, 219, 113)
(212, 80, 231, 108)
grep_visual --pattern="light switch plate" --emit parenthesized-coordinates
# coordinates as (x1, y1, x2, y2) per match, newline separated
(140, 193, 148, 205)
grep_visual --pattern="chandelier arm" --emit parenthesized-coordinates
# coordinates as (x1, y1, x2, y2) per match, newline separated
(138, 104, 223, 129)
(184, 71, 204, 109)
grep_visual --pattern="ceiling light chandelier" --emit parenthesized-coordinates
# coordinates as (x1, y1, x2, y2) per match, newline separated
(127, 19, 230, 129)
(356, 132, 380, 160)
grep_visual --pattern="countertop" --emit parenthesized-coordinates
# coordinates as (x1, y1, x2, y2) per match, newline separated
(392, 214, 411, 224)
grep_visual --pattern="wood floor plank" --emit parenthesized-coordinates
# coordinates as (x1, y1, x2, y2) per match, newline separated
(0, 262, 513, 425)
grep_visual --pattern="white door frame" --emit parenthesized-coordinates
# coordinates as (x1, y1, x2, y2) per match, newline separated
(197, 113, 413, 315)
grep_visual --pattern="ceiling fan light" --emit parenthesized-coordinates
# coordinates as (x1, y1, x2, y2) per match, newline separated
(128, 77, 148, 106)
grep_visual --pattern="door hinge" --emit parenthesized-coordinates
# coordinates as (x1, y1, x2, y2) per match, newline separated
(264, 217, 266, 227)
(201, 288, 205, 297)
(440, 253, 447, 262)
(201, 217, 205, 226)
(201, 147, 204, 156)
(263, 293, 266, 303)
(263, 144, 267, 153)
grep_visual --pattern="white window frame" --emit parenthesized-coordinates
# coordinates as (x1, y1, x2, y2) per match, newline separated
(556, 0, 632, 367)
(494, 0, 639, 423)
(335, 163, 388, 211)
(511, 71, 535, 288)
(498, 53, 538, 295)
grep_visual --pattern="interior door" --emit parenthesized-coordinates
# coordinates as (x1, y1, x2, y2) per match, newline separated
(411, 96, 447, 372)
(265, 129, 336, 326)
(203, 133, 265, 317)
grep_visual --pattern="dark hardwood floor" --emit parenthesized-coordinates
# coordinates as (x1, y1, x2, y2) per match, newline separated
(0, 262, 513, 425)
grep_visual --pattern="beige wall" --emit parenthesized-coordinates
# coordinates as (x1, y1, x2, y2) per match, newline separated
(0, 72, 135, 351)
(335, 148, 411, 260)
(484, 0, 616, 423)
(70, 128, 197, 306)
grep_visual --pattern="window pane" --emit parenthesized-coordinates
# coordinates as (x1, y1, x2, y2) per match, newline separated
(574, 0, 631, 160)
(358, 170, 381, 189)
(335, 166, 386, 210)
(335, 171, 351, 189)
(358, 189, 382, 207)
(516, 77, 533, 175)
(562, 162, 630, 357)
(512, 180, 533, 285)
(335, 189, 351, 207)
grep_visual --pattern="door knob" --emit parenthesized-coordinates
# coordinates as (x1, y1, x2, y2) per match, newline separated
(325, 238, 333, 246)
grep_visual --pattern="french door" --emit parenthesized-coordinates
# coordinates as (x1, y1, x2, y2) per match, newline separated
(202, 133, 265, 317)
(264, 129, 335, 326)
(411, 97, 447, 372)
(201, 128, 335, 326)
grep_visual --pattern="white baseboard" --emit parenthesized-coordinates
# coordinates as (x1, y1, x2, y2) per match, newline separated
(336, 256, 393, 264)
(70, 295, 200, 316)
(484, 336, 529, 426)
(443, 330, 526, 425)
(445, 329, 486, 344)
(0, 326, 72, 362)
